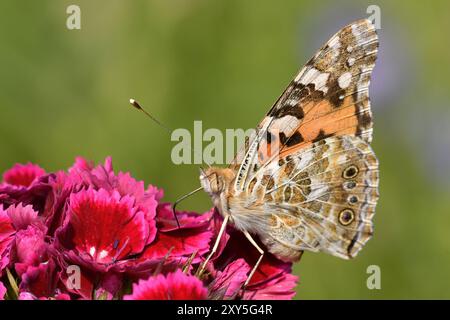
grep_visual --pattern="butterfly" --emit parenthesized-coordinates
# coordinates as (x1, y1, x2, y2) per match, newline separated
(198, 19, 379, 286)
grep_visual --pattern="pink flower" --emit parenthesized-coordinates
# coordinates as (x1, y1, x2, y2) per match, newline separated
(2, 163, 45, 188)
(56, 188, 151, 271)
(124, 270, 208, 300)
(0, 157, 300, 300)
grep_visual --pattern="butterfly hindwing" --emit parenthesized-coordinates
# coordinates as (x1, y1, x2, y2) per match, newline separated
(243, 135, 379, 260)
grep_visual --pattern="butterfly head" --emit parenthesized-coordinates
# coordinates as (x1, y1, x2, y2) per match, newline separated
(199, 167, 235, 197)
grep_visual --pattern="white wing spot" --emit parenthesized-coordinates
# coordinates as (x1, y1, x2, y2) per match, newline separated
(299, 68, 330, 93)
(347, 57, 355, 67)
(300, 68, 319, 84)
(338, 72, 352, 89)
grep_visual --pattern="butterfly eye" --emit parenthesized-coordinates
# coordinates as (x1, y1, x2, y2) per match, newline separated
(342, 165, 359, 179)
(215, 174, 220, 190)
(212, 172, 223, 192)
(338, 209, 355, 226)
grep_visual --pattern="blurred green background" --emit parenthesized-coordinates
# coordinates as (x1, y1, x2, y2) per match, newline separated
(1, 0, 450, 299)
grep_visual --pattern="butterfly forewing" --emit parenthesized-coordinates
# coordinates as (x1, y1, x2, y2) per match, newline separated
(231, 19, 378, 193)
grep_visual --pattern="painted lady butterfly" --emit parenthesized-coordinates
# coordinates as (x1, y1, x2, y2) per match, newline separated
(199, 19, 379, 286)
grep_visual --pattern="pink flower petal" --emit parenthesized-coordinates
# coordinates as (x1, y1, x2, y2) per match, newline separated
(0, 206, 14, 242)
(0, 281, 6, 300)
(0, 239, 12, 274)
(210, 258, 250, 299)
(6, 203, 41, 231)
(54, 293, 71, 300)
(139, 227, 212, 262)
(243, 272, 298, 300)
(147, 185, 164, 202)
(213, 228, 298, 299)
(57, 262, 96, 299)
(20, 259, 59, 299)
(42, 170, 81, 235)
(0, 206, 14, 273)
(94, 272, 123, 300)
(216, 229, 292, 285)
(124, 270, 207, 300)
(18, 292, 36, 300)
(17, 291, 71, 300)
(157, 203, 213, 232)
(70, 157, 94, 172)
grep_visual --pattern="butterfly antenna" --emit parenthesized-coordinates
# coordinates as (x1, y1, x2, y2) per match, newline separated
(172, 186, 204, 228)
(129, 98, 172, 134)
(129, 98, 211, 168)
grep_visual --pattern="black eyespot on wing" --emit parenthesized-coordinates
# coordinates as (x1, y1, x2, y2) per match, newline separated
(343, 165, 359, 179)
(348, 195, 358, 204)
(338, 209, 354, 226)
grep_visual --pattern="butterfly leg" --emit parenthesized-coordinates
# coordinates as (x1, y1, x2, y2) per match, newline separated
(242, 230, 264, 289)
(197, 214, 229, 277)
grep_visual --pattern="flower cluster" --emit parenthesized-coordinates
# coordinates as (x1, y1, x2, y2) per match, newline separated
(0, 158, 297, 300)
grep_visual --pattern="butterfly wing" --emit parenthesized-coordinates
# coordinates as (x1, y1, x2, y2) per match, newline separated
(241, 135, 379, 260)
(231, 19, 378, 192)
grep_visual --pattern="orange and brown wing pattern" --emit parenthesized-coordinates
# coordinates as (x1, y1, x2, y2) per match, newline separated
(232, 19, 378, 191)
(271, 19, 378, 158)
